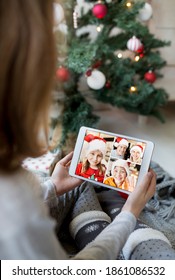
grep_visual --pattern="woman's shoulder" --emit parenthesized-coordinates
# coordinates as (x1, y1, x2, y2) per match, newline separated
(0, 167, 42, 199)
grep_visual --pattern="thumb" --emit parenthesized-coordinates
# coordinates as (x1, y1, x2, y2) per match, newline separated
(139, 170, 153, 189)
(139, 170, 156, 198)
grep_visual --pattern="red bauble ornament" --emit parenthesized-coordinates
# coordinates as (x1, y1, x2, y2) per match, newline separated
(86, 69, 92, 77)
(144, 71, 156, 83)
(92, 60, 103, 68)
(136, 44, 144, 54)
(92, 3, 107, 19)
(139, 53, 144, 58)
(105, 80, 111, 88)
(56, 67, 70, 82)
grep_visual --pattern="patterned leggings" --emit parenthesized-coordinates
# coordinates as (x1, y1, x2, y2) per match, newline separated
(97, 188, 175, 259)
(48, 181, 175, 259)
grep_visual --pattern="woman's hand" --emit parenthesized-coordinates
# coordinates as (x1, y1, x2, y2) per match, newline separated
(122, 169, 156, 218)
(51, 152, 83, 196)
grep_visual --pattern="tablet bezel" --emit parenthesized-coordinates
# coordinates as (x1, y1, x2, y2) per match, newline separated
(69, 126, 154, 195)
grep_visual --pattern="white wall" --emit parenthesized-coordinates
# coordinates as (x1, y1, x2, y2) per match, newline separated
(149, 0, 175, 100)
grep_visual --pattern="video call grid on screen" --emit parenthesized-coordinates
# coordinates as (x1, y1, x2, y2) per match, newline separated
(75, 129, 147, 192)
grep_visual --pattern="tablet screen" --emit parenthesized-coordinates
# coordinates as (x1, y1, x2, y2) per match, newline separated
(75, 128, 147, 193)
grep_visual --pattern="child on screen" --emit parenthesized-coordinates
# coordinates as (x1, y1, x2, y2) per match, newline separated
(75, 134, 106, 183)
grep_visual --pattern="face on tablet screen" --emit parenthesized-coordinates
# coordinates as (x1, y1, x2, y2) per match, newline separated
(75, 129, 146, 193)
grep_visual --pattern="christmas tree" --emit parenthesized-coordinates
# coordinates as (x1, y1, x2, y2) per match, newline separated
(51, 0, 170, 151)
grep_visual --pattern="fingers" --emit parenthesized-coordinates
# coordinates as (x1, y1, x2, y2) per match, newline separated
(146, 170, 156, 192)
(142, 171, 154, 190)
(147, 170, 156, 196)
(137, 169, 156, 200)
(139, 169, 155, 190)
(58, 151, 74, 166)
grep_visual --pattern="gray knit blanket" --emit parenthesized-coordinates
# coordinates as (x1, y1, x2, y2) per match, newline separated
(139, 161, 175, 249)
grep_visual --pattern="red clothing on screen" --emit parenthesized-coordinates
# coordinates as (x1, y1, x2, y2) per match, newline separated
(75, 163, 104, 183)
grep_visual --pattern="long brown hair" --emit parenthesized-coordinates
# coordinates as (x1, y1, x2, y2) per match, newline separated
(81, 158, 105, 176)
(0, 0, 56, 172)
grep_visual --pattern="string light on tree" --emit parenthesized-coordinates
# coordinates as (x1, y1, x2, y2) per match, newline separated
(126, 1, 133, 8)
(117, 52, 123, 59)
(134, 46, 144, 61)
(73, 10, 78, 29)
(92, 1, 108, 19)
(134, 55, 140, 62)
(96, 24, 103, 32)
(129, 85, 137, 93)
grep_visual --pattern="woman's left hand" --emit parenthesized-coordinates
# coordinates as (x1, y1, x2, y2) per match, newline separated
(51, 152, 83, 196)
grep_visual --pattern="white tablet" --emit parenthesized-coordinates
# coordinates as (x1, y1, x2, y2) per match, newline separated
(69, 126, 154, 195)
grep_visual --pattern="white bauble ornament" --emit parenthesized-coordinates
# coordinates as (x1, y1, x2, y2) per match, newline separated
(127, 36, 142, 52)
(87, 69, 106, 90)
(138, 3, 153, 21)
(53, 3, 65, 26)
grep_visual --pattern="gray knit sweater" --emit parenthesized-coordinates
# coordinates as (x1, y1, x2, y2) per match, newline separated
(0, 167, 136, 260)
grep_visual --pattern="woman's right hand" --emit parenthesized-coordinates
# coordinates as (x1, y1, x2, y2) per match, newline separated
(122, 169, 156, 218)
